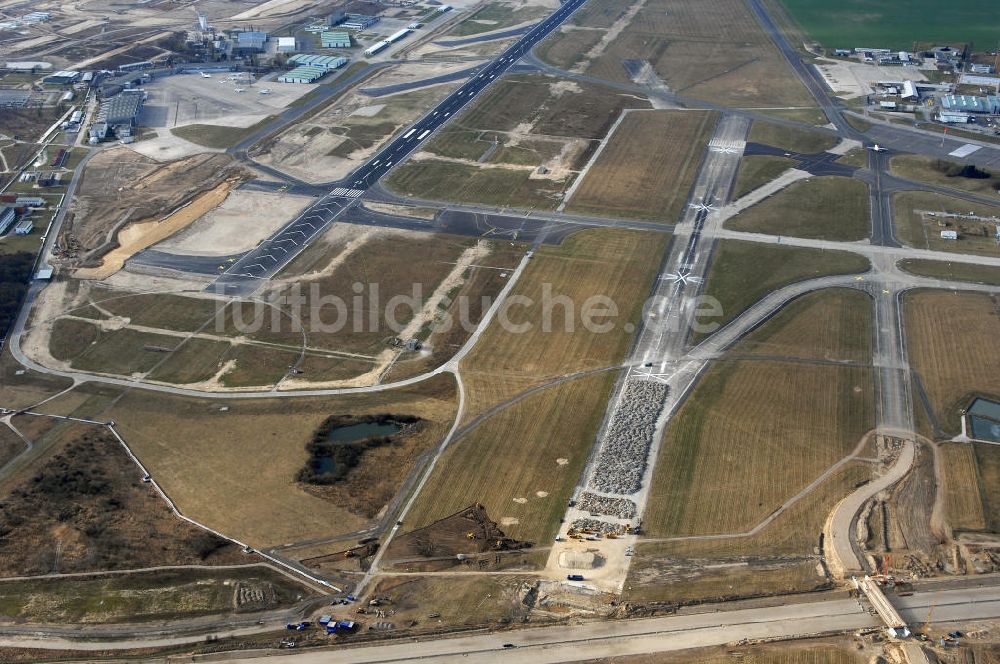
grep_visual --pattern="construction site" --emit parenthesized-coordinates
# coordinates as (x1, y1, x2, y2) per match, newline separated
(8, 0, 1000, 661)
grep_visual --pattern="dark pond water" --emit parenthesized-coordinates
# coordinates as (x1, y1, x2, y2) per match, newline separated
(325, 421, 402, 444)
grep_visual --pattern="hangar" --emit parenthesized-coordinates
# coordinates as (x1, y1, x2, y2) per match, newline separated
(278, 66, 327, 84)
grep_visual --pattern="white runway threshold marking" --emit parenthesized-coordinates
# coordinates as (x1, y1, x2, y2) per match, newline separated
(330, 188, 364, 197)
(949, 143, 982, 158)
(708, 138, 746, 154)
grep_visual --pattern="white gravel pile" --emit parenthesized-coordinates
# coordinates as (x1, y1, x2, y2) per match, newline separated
(577, 492, 637, 519)
(589, 378, 668, 495)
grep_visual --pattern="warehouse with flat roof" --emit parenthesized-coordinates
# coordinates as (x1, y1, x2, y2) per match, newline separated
(288, 54, 348, 70)
(941, 94, 1000, 114)
(340, 13, 380, 30)
(0, 207, 16, 235)
(321, 30, 351, 48)
(278, 66, 327, 83)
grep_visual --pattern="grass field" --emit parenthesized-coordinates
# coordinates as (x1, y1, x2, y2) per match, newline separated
(893, 191, 1000, 257)
(904, 290, 1000, 435)
(0, 350, 73, 410)
(0, 567, 311, 624)
(630, 460, 870, 601)
(386, 75, 654, 209)
(974, 443, 1000, 533)
(775, 0, 1000, 49)
(733, 155, 797, 199)
(939, 443, 988, 532)
(171, 117, 274, 149)
(52, 326, 183, 376)
(459, 228, 669, 418)
(730, 288, 872, 362)
(405, 372, 614, 544)
(627, 556, 826, 604)
(836, 148, 868, 169)
(724, 176, 870, 241)
(57, 233, 490, 387)
(219, 232, 477, 356)
(890, 154, 1000, 197)
(748, 122, 838, 153)
(566, 110, 718, 222)
(406, 229, 668, 544)
(757, 108, 831, 125)
(696, 241, 871, 341)
(644, 358, 874, 537)
(579, 0, 817, 108)
(604, 640, 864, 664)
(386, 160, 568, 209)
(448, 1, 548, 37)
(83, 289, 222, 332)
(106, 375, 457, 547)
(897, 259, 1000, 286)
(0, 427, 26, 470)
(371, 574, 537, 629)
(445, 74, 651, 140)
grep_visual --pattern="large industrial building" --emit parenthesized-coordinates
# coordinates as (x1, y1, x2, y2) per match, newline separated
(276, 37, 297, 53)
(941, 94, 1000, 114)
(14, 218, 33, 236)
(233, 30, 268, 53)
(44, 70, 80, 85)
(278, 66, 325, 83)
(0, 207, 16, 235)
(938, 111, 973, 124)
(288, 54, 348, 70)
(91, 90, 145, 142)
(364, 28, 411, 57)
(321, 31, 351, 49)
(339, 13, 380, 31)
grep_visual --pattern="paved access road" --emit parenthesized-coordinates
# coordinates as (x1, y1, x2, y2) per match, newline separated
(211, 0, 590, 295)
(210, 586, 1000, 664)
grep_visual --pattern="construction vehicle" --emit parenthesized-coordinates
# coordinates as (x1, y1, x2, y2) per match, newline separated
(466, 531, 476, 540)
(606, 532, 618, 539)
(922, 605, 934, 636)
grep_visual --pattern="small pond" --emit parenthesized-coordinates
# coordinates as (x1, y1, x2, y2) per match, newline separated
(325, 421, 403, 444)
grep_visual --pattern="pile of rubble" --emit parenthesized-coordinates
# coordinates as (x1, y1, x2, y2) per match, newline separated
(589, 379, 669, 495)
(571, 518, 622, 535)
(577, 492, 637, 519)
